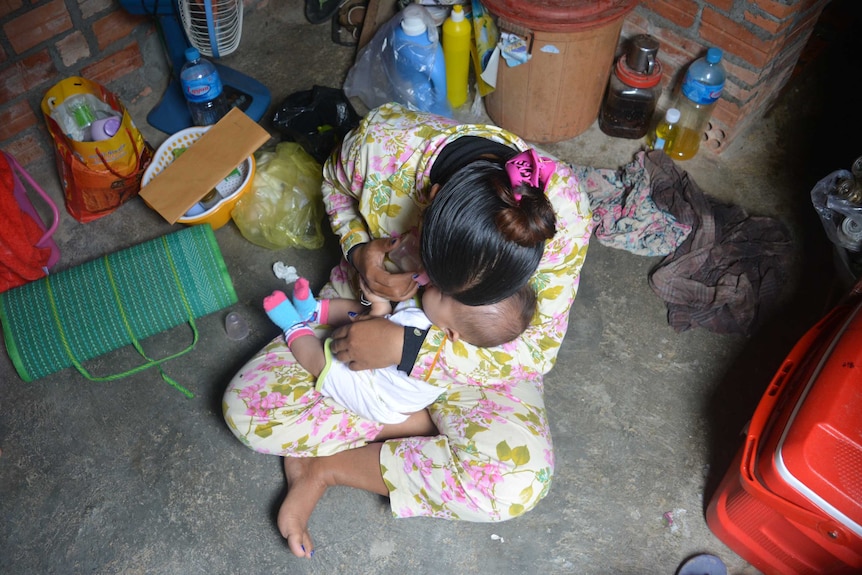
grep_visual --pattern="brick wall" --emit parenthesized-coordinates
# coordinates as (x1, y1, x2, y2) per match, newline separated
(0, 0, 263, 167)
(623, 0, 831, 154)
(0, 0, 157, 165)
(0, 0, 837, 166)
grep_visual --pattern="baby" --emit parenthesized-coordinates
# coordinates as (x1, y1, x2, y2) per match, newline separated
(264, 277, 537, 423)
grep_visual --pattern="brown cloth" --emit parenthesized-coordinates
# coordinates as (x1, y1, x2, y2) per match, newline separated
(645, 150, 793, 336)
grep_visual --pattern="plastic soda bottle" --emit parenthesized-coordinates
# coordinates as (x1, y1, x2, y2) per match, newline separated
(648, 107, 681, 152)
(442, 4, 471, 109)
(667, 47, 726, 160)
(180, 47, 230, 126)
(392, 7, 451, 117)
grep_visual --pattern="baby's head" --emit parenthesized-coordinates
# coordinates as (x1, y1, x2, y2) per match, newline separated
(422, 283, 536, 348)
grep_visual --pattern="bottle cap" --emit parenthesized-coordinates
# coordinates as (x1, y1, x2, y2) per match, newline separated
(706, 47, 722, 64)
(401, 14, 427, 36)
(67, 96, 96, 129)
(666, 108, 680, 123)
(91, 116, 121, 140)
(185, 47, 201, 62)
(450, 5, 465, 22)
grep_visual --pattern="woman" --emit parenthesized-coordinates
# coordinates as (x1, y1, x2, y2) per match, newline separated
(222, 102, 594, 558)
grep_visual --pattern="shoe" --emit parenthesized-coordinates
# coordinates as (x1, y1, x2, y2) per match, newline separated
(305, 0, 343, 25)
(331, 0, 367, 47)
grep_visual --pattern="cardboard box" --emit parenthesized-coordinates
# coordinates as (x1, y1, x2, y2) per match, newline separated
(140, 108, 271, 224)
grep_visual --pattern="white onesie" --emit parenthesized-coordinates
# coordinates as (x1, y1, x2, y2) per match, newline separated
(317, 300, 443, 424)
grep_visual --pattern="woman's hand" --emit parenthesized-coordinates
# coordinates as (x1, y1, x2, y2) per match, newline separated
(329, 316, 404, 370)
(351, 239, 420, 302)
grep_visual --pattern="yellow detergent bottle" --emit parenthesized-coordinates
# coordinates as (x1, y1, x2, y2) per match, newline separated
(443, 4, 472, 109)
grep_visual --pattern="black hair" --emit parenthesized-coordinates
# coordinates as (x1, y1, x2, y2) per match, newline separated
(421, 158, 556, 306)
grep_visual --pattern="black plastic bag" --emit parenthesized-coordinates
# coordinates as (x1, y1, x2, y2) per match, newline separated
(271, 85, 361, 164)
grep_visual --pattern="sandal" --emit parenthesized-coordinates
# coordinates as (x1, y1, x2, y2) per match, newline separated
(331, 0, 367, 47)
(305, 0, 344, 25)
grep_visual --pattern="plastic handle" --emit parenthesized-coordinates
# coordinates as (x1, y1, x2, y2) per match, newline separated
(739, 303, 857, 546)
(3, 151, 59, 247)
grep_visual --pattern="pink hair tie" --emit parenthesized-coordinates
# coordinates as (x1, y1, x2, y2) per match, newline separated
(505, 148, 557, 192)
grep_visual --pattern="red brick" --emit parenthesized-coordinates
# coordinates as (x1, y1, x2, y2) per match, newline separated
(79, 0, 115, 20)
(0, 0, 23, 19)
(93, 11, 148, 51)
(80, 42, 144, 85)
(744, 9, 793, 35)
(641, 0, 698, 29)
(782, 8, 823, 46)
(4, 133, 47, 166)
(705, 0, 733, 12)
(751, 0, 804, 20)
(723, 80, 758, 103)
(56, 30, 91, 67)
(712, 98, 742, 127)
(4, 0, 72, 54)
(0, 99, 37, 140)
(625, 9, 654, 33)
(700, 7, 773, 68)
(0, 50, 56, 103)
(722, 58, 762, 87)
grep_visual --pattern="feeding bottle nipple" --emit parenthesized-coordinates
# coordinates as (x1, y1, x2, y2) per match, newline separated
(225, 311, 250, 341)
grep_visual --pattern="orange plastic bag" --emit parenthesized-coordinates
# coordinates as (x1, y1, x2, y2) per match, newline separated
(41, 77, 154, 223)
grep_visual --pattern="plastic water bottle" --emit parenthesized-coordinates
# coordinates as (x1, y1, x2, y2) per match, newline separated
(648, 107, 680, 152)
(180, 47, 229, 126)
(392, 9, 451, 117)
(666, 47, 726, 160)
(442, 4, 471, 109)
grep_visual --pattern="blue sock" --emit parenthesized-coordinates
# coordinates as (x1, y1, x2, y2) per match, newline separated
(263, 291, 302, 332)
(292, 277, 319, 322)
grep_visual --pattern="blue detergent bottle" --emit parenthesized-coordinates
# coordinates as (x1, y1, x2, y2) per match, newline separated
(391, 9, 451, 117)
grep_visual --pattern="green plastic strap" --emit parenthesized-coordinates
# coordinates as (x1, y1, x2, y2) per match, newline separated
(43, 235, 198, 397)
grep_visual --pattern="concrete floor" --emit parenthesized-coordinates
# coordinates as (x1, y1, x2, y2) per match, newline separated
(2, 2, 860, 574)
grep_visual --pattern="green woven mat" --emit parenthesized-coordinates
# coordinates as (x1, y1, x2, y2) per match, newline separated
(0, 224, 237, 383)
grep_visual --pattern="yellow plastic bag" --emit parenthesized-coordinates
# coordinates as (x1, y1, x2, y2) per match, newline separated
(231, 142, 325, 250)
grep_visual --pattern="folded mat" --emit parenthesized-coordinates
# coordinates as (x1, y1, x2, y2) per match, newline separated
(0, 225, 236, 392)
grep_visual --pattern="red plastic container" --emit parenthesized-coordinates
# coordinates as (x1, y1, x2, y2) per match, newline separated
(706, 280, 862, 575)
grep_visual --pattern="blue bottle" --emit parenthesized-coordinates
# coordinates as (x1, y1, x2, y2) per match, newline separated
(180, 47, 230, 126)
(391, 10, 451, 117)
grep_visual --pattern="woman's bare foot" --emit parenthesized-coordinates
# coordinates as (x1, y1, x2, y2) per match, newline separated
(276, 444, 390, 558)
(278, 457, 328, 558)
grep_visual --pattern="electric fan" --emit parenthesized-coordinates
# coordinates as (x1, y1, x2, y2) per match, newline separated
(119, 0, 270, 135)
(178, 0, 243, 58)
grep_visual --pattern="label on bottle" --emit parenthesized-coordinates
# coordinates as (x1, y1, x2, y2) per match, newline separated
(183, 72, 224, 104)
(681, 76, 724, 105)
(654, 137, 666, 151)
